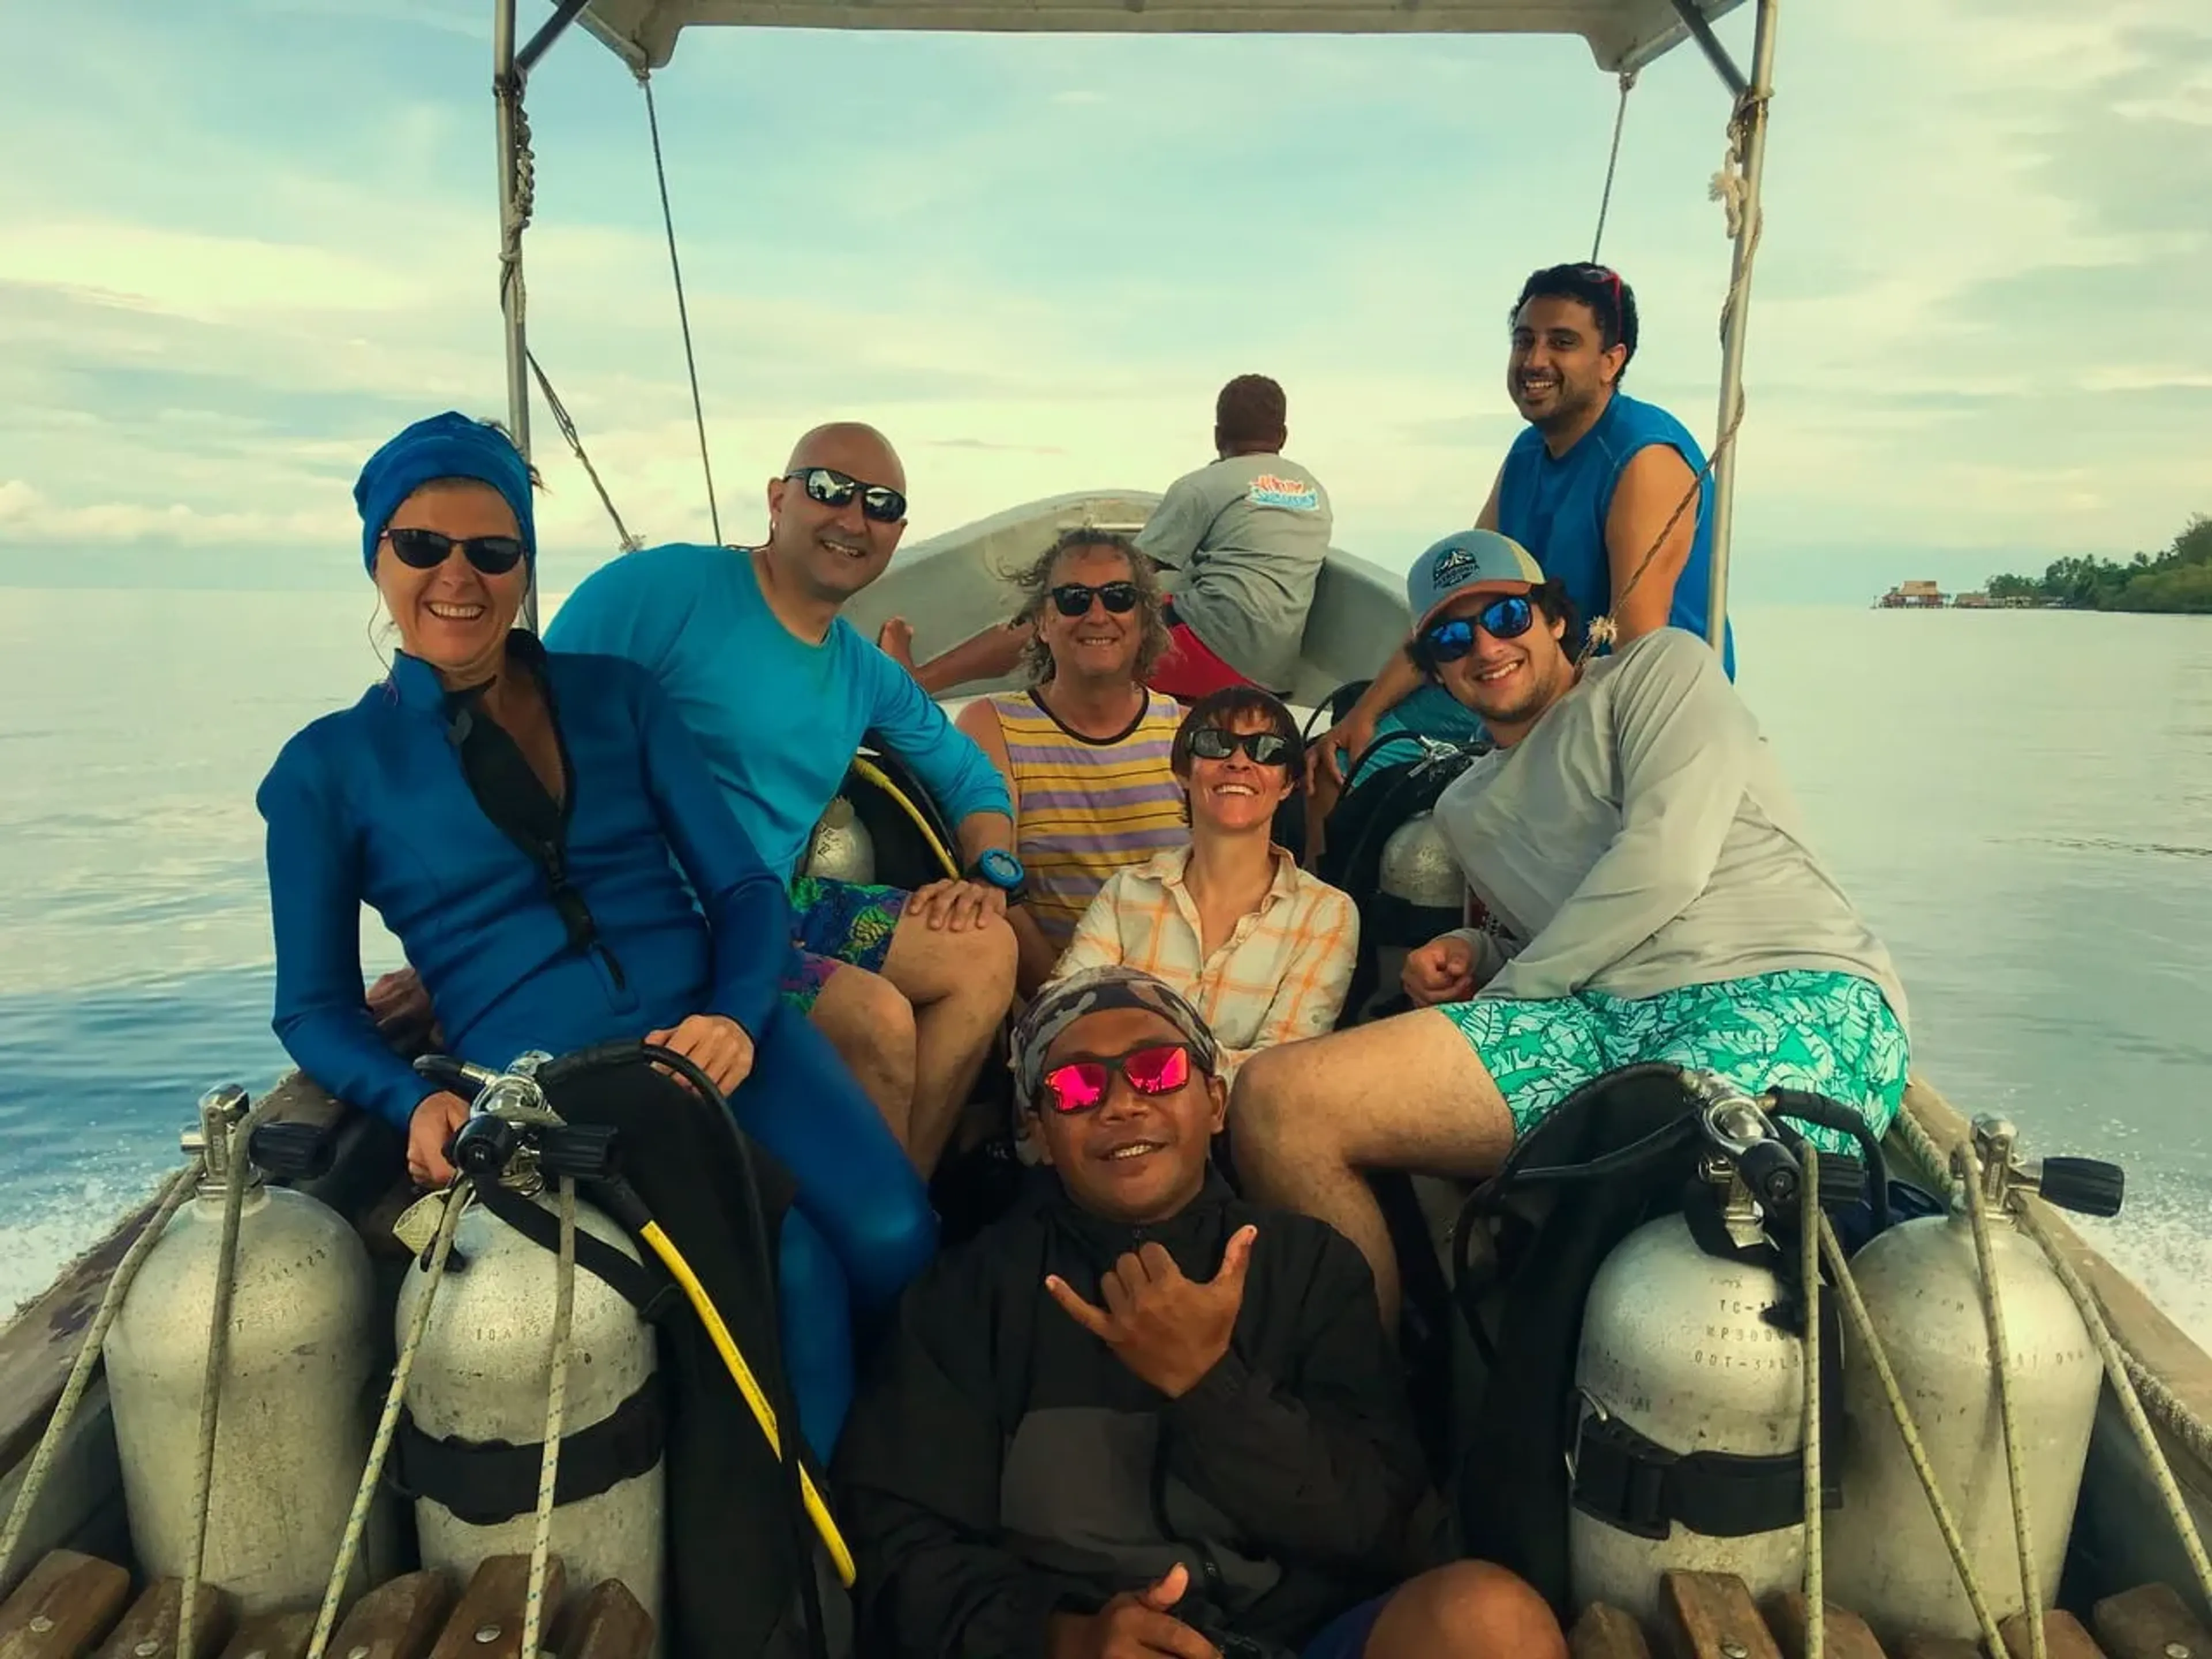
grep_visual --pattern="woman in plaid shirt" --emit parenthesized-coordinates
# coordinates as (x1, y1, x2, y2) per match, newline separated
(1051, 690, 1359, 1082)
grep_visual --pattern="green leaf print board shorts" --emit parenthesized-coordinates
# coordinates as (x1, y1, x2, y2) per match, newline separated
(1437, 968, 1910, 1154)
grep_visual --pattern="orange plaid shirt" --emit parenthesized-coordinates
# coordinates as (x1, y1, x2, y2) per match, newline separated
(1051, 844, 1359, 1080)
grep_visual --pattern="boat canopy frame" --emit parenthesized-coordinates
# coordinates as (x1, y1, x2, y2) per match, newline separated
(487, 0, 1777, 652)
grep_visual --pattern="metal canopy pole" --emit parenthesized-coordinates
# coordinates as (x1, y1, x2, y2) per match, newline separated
(1703, 0, 1779, 654)
(518, 0, 592, 74)
(493, 0, 539, 631)
(1666, 0, 1749, 99)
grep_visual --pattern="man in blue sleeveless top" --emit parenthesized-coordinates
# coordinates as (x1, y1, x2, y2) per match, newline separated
(1313, 262, 1734, 793)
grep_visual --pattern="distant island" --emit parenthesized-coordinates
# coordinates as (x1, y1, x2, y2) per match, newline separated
(1879, 513, 2211, 613)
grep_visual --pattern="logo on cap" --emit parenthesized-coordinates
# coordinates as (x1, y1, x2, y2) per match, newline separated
(1429, 542, 1480, 588)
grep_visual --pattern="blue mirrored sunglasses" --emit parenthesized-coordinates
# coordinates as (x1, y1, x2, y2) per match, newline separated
(1422, 594, 1535, 662)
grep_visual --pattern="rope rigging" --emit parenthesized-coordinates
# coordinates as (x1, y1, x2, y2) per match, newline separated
(1578, 76, 1766, 665)
(493, 59, 724, 558)
(641, 71, 725, 547)
(1589, 70, 1637, 263)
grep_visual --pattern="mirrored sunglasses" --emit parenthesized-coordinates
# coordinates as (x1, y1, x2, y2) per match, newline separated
(1039, 1043, 1194, 1113)
(1187, 727, 1293, 767)
(785, 466, 907, 524)
(1423, 594, 1535, 662)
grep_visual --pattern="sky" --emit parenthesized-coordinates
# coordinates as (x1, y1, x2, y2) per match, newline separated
(0, 0, 2206, 604)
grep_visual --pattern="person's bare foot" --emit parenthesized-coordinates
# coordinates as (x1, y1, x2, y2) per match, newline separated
(877, 616, 918, 672)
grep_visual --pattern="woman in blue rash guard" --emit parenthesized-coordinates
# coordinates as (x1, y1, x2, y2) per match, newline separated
(254, 410, 936, 1457)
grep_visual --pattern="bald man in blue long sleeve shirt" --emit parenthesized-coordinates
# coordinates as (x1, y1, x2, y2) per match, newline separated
(547, 422, 1018, 1175)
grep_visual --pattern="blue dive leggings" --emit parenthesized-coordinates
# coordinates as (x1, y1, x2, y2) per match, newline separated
(734, 999, 939, 1458)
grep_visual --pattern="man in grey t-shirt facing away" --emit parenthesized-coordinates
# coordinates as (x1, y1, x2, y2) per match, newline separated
(1137, 373, 1334, 698)
(1226, 528, 1912, 1327)
(878, 375, 1332, 698)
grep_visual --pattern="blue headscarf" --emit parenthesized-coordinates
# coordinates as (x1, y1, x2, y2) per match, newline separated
(354, 411, 537, 577)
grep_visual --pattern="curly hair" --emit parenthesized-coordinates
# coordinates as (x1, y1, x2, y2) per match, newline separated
(1014, 528, 1173, 687)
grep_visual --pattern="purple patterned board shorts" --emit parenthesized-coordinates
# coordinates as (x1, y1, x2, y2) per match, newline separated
(778, 874, 910, 1013)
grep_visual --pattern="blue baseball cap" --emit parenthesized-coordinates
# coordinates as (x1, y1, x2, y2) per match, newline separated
(1405, 529, 1546, 635)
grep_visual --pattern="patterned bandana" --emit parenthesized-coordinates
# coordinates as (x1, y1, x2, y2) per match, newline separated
(1009, 967, 1220, 1112)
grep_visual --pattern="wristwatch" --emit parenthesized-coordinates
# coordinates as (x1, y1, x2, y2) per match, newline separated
(967, 847, 1028, 904)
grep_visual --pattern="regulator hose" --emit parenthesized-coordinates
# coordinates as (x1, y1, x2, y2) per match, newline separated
(850, 755, 960, 882)
(536, 1040, 843, 1656)
(1448, 1062, 1699, 1364)
(1768, 1086, 1891, 1234)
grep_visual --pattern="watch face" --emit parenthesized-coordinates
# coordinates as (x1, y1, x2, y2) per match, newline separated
(979, 848, 1023, 887)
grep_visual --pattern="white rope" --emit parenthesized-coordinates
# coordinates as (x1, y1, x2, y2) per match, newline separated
(1800, 1147, 1823, 1659)
(497, 74, 535, 325)
(0, 1164, 197, 1587)
(521, 1179, 578, 1658)
(1711, 89, 1770, 381)
(1816, 1213, 2009, 1653)
(178, 1121, 256, 1659)
(1957, 1142, 2045, 1659)
(305, 1185, 469, 1659)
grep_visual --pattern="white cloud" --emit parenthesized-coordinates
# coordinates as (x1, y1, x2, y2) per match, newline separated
(0, 0, 2205, 588)
(0, 480, 344, 548)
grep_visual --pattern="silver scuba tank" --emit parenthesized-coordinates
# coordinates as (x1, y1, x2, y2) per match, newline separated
(1567, 1078, 1843, 1625)
(1823, 1115, 2123, 1646)
(1375, 810, 1464, 910)
(104, 1085, 392, 1615)
(396, 1060, 665, 1647)
(802, 794, 875, 885)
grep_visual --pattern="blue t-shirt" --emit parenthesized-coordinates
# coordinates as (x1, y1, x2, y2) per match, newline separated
(256, 638, 790, 1129)
(546, 543, 1012, 883)
(1497, 389, 1737, 678)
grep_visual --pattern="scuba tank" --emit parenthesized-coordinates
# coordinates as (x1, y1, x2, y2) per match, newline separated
(1376, 810, 1464, 911)
(1315, 734, 1484, 1026)
(391, 1040, 857, 1659)
(104, 1085, 391, 1614)
(1823, 1115, 2124, 1646)
(1566, 1075, 1861, 1625)
(392, 1055, 667, 1649)
(801, 796, 876, 885)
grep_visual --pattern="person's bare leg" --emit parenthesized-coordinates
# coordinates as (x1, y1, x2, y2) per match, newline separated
(878, 910, 1018, 1174)
(877, 616, 1031, 696)
(806, 963, 919, 1157)
(1229, 1007, 1514, 1325)
(1363, 1562, 1566, 1659)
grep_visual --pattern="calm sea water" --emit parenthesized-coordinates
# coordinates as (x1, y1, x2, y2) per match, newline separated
(2, 587, 2208, 1338)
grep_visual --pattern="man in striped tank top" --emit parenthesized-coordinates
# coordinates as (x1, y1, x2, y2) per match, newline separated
(956, 530, 1191, 995)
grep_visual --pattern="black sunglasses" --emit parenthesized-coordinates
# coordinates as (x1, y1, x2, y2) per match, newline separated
(1187, 727, 1293, 767)
(1423, 594, 1536, 663)
(784, 466, 907, 524)
(1050, 581, 1139, 618)
(384, 527, 527, 577)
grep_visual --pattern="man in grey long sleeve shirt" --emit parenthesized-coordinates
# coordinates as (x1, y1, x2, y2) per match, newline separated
(1229, 529, 1911, 1324)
